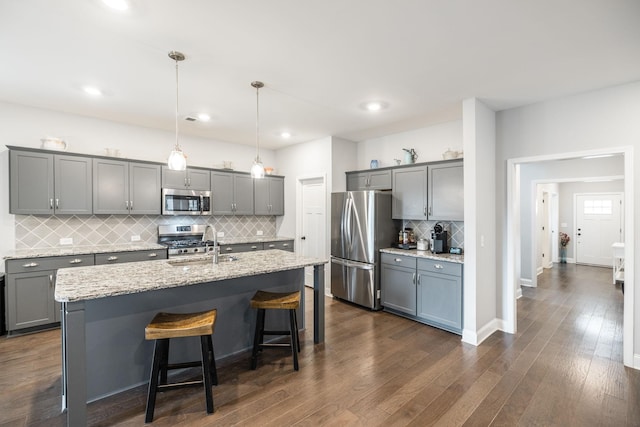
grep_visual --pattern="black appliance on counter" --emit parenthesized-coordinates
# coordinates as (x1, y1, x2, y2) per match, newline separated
(430, 223, 448, 254)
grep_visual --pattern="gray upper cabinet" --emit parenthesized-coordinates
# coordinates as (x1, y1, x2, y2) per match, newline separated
(211, 171, 254, 215)
(93, 159, 161, 215)
(428, 161, 463, 221)
(346, 170, 392, 191)
(254, 176, 284, 215)
(161, 166, 210, 191)
(9, 150, 92, 215)
(392, 165, 428, 220)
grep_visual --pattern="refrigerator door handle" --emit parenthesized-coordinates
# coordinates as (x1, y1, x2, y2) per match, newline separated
(331, 257, 374, 270)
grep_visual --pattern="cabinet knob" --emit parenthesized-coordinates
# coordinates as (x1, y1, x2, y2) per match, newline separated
(394, 258, 402, 262)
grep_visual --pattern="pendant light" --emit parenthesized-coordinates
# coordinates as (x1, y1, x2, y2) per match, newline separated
(250, 81, 265, 179)
(167, 50, 187, 171)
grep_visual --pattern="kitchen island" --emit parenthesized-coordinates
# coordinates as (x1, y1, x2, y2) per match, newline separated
(55, 250, 326, 427)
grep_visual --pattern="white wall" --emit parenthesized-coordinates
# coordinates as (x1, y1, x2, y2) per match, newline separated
(356, 120, 462, 169)
(462, 98, 497, 344)
(496, 80, 640, 367)
(331, 137, 358, 192)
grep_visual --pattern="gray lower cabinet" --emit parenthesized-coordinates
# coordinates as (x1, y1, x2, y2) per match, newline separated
(428, 161, 463, 221)
(93, 159, 161, 215)
(381, 253, 463, 335)
(381, 253, 417, 315)
(211, 171, 254, 215)
(346, 170, 392, 191)
(417, 258, 463, 334)
(95, 249, 167, 265)
(392, 165, 428, 220)
(5, 255, 94, 332)
(161, 166, 210, 191)
(9, 150, 92, 215)
(254, 176, 284, 215)
(220, 243, 263, 254)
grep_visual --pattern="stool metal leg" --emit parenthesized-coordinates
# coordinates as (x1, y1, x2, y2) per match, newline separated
(293, 309, 301, 353)
(251, 308, 265, 370)
(145, 338, 168, 423)
(200, 336, 214, 414)
(289, 309, 299, 371)
(160, 339, 170, 385)
(206, 335, 218, 385)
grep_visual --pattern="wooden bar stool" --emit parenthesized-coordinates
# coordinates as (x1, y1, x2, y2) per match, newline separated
(250, 290, 301, 371)
(144, 309, 218, 423)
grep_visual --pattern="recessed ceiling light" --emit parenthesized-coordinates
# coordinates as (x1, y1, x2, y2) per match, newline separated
(197, 113, 211, 122)
(361, 101, 389, 112)
(102, 0, 129, 11)
(83, 86, 103, 96)
(281, 131, 291, 139)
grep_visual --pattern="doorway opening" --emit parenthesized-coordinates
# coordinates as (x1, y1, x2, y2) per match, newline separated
(296, 175, 327, 291)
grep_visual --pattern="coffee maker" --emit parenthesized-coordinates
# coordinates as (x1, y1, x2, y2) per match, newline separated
(430, 223, 448, 254)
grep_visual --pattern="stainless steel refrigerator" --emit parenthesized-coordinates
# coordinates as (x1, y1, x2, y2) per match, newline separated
(331, 191, 396, 310)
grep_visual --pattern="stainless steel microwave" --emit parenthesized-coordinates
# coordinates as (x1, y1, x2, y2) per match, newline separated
(162, 188, 212, 216)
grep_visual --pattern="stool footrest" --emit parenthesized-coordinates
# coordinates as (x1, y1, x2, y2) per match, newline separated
(157, 380, 204, 392)
(262, 330, 293, 336)
(167, 361, 202, 370)
(259, 343, 292, 348)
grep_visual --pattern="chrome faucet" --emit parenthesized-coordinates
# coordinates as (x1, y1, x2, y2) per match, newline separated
(203, 224, 219, 264)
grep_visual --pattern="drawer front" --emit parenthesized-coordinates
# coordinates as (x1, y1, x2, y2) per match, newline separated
(95, 250, 167, 265)
(381, 253, 416, 268)
(220, 243, 263, 253)
(264, 240, 294, 252)
(6, 254, 95, 273)
(417, 258, 462, 277)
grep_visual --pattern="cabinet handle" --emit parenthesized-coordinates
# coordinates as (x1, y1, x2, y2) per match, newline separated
(282, 243, 289, 247)
(417, 274, 421, 285)
(22, 262, 39, 268)
(69, 258, 84, 264)
(251, 245, 258, 250)
(394, 258, 402, 263)
(226, 247, 233, 252)
(424, 206, 427, 216)
(129, 200, 133, 210)
(434, 264, 444, 269)
(107, 256, 119, 261)
(429, 206, 432, 216)
(50, 199, 54, 209)
(412, 273, 416, 284)
(268, 244, 276, 248)
(125, 200, 129, 208)
(55, 198, 60, 209)
(188, 177, 191, 186)
(49, 274, 54, 288)
(148, 253, 158, 258)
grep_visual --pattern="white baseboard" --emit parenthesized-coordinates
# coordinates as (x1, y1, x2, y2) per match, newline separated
(496, 318, 515, 334)
(545, 262, 553, 269)
(462, 318, 500, 346)
(520, 278, 534, 288)
(634, 353, 640, 370)
(536, 266, 543, 276)
(516, 286, 523, 299)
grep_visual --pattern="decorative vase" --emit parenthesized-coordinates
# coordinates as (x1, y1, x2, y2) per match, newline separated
(560, 246, 567, 263)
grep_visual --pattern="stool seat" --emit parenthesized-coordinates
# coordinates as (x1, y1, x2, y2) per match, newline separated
(145, 309, 217, 340)
(250, 290, 300, 310)
(250, 290, 301, 371)
(144, 309, 218, 423)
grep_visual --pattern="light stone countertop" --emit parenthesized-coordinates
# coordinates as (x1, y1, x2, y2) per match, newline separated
(217, 236, 294, 245)
(55, 249, 327, 303)
(3, 242, 167, 261)
(380, 247, 464, 264)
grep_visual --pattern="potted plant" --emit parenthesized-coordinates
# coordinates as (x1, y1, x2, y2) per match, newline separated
(559, 232, 571, 263)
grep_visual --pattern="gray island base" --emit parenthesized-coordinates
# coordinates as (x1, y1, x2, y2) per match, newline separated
(55, 250, 327, 426)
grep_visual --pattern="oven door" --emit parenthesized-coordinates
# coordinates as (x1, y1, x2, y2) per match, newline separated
(162, 188, 211, 215)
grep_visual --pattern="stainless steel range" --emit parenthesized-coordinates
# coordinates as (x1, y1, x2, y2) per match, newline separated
(158, 224, 217, 257)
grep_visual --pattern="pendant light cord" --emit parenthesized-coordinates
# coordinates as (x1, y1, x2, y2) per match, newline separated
(175, 58, 180, 150)
(255, 83, 260, 162)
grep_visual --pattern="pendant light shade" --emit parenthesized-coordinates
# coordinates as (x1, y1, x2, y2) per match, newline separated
(250, 81, 265, 179)
(167, 51, 187, 171)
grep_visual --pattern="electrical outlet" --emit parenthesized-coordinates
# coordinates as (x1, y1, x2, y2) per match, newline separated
(257, 230, 263, 236)
(217, 231, 224, 237)
(59, 237, 73, 245)
(131, 235, 141, 242)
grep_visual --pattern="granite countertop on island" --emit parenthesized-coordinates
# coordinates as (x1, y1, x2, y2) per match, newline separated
(380, 247, 464, 264)
(3, 242, 166, 261)
(55, 249, 327, 303)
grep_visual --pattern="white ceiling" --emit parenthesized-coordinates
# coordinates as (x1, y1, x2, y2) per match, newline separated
(1, 0, 639, 149)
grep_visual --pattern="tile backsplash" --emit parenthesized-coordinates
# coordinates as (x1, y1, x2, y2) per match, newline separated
(403, 220, 464, 249)
(14, 215, 276, 249)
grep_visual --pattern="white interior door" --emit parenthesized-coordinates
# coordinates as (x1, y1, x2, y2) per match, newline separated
(300, 177, 326, 288)
(575, 193, 623, 266)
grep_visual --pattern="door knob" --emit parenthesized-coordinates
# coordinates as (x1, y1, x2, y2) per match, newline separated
(301, 236, 306, 240)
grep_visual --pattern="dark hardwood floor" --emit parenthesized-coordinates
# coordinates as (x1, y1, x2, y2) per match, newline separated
(1, 264, 638, 426)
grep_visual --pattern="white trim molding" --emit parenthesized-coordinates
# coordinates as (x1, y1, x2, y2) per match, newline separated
(516, 287, 523, 299)
(462, 318, 501, 346)
(520, 278, 534, 287)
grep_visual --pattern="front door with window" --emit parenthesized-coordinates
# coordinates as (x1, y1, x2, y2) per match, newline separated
(575, 193, 623, 266)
